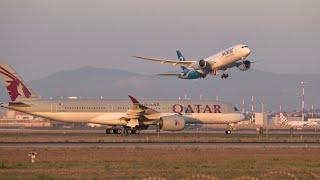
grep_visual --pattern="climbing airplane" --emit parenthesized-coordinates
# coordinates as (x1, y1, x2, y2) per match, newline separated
(133, 44, 252, 79)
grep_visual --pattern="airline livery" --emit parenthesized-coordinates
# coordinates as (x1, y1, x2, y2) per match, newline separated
(0, 62, 245, 134)
(279, 112, 318, 128)
(133, 44, 252, 79)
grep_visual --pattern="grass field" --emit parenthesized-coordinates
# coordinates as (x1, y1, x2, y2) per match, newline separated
(0, 132, 320, 143)
(0, 147, 319, 179)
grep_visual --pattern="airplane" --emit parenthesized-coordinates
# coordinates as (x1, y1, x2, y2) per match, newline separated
(279, 112, 318, 128)
(0, 62, 245, 134)
(133, 44, 252, 79)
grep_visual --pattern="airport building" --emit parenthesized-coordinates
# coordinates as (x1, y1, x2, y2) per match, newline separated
(0, 110, 52, 128)
(254, 112, 268, 126)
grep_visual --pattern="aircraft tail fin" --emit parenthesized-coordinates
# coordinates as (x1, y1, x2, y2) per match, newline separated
(0, 62, 39, 102)
(176, 50, 186, 70)
(279, 112, 288, 124)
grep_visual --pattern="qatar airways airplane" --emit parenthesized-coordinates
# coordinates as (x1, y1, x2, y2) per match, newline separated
(0, 62, 245, 134)
(133, 44, 252, 79)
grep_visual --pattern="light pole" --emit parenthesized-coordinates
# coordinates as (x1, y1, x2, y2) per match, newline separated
(251, 96, 254, 124)
(242, 97, 245, 114)
(301, 81, 305, 121)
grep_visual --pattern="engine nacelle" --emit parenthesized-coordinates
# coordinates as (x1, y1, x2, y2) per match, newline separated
(199, 59, 207, 68)
(193, 59, 208, 70)
(159, 115, 185, 131)
(237, 60, 251, 71)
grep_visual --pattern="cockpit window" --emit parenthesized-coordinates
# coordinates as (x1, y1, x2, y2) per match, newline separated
(241, 45, 248, 48)
(234, 107, 239, 111)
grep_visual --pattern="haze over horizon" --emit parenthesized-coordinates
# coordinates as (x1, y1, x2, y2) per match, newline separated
(0, 66, 318, 112)
(0, 0, 319, 81)
(25, 65, 320, 82)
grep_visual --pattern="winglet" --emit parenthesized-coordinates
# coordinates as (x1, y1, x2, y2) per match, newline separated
(128, 95, 140, 104)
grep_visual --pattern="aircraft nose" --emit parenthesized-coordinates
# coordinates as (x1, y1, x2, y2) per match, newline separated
(245, 48, 251, 56)
(240, 114, 246, 121)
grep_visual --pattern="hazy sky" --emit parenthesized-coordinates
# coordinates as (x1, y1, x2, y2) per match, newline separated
(0, 0, 319, 81)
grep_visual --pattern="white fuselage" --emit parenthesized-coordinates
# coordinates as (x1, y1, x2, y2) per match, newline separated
(205, 44, 251, 70)
(285, 121, 318, 127)
(5, 99, 245, 126)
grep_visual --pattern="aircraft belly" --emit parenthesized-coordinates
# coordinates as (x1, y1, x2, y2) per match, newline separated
(91, 113, 127, 125)
(33, 112, 127, 125)
(185, 113, 242, 124)
(212, 56, 240, 69)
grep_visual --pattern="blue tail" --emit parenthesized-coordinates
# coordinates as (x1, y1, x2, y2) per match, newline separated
(176, 50, 186, 71)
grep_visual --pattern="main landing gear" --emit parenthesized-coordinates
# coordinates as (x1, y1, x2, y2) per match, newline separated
(105, 127, 138, 135)
(221, 73, 229, 79)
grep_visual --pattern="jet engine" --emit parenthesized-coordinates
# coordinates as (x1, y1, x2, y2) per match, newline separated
(192, 59, 212, 74)
(159, 115, 185, 131)
(237, 60, 251, 71)
(198, 59, 207, 68)
(192, 59, 207, 69)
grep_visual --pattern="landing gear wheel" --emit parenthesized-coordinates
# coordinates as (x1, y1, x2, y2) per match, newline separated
(221, 74, 229, 79)
(225, 130, 232, 134)
(113, 129, 120, 134)
(106, 128, 115, 134)
(126, 129, 132, 134)
(106, 127, 138, 135)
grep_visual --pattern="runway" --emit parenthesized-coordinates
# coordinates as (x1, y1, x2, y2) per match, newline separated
(1, 141, 320, 148)
(1, 127, 320, 135)
(1, 128, 320, 148)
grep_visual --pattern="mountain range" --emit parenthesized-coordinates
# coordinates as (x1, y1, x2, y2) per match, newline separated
(0, 67, 319, 111)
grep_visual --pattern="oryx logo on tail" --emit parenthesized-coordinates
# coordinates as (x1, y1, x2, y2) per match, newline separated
(0, 63, 33, 102)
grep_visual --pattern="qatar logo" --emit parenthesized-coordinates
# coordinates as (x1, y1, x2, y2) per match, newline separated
(172, 104, 221, 115)
(0, 66, 31, 101)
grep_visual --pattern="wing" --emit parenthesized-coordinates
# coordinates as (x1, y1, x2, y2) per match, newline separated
(132, 56, 195, 67)
(123, 95, 161, 127)
(157, 73, 183, 76)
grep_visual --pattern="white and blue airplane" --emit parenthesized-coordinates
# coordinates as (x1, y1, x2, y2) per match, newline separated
(133, 44, 252, 79)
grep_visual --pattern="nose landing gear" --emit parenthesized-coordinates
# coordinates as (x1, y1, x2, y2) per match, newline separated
(225, 123, 235, 134)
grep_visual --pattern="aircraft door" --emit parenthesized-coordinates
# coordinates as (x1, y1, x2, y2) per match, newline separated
(106, 104, 114, 112)
(50, 102, 57, 113)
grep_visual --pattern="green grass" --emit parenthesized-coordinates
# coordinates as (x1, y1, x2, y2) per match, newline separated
(0, 146, 319, 179)
(0, 160, 6, 169)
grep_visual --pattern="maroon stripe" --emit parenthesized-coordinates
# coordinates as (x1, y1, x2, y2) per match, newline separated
(0, 67, 16, 80)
